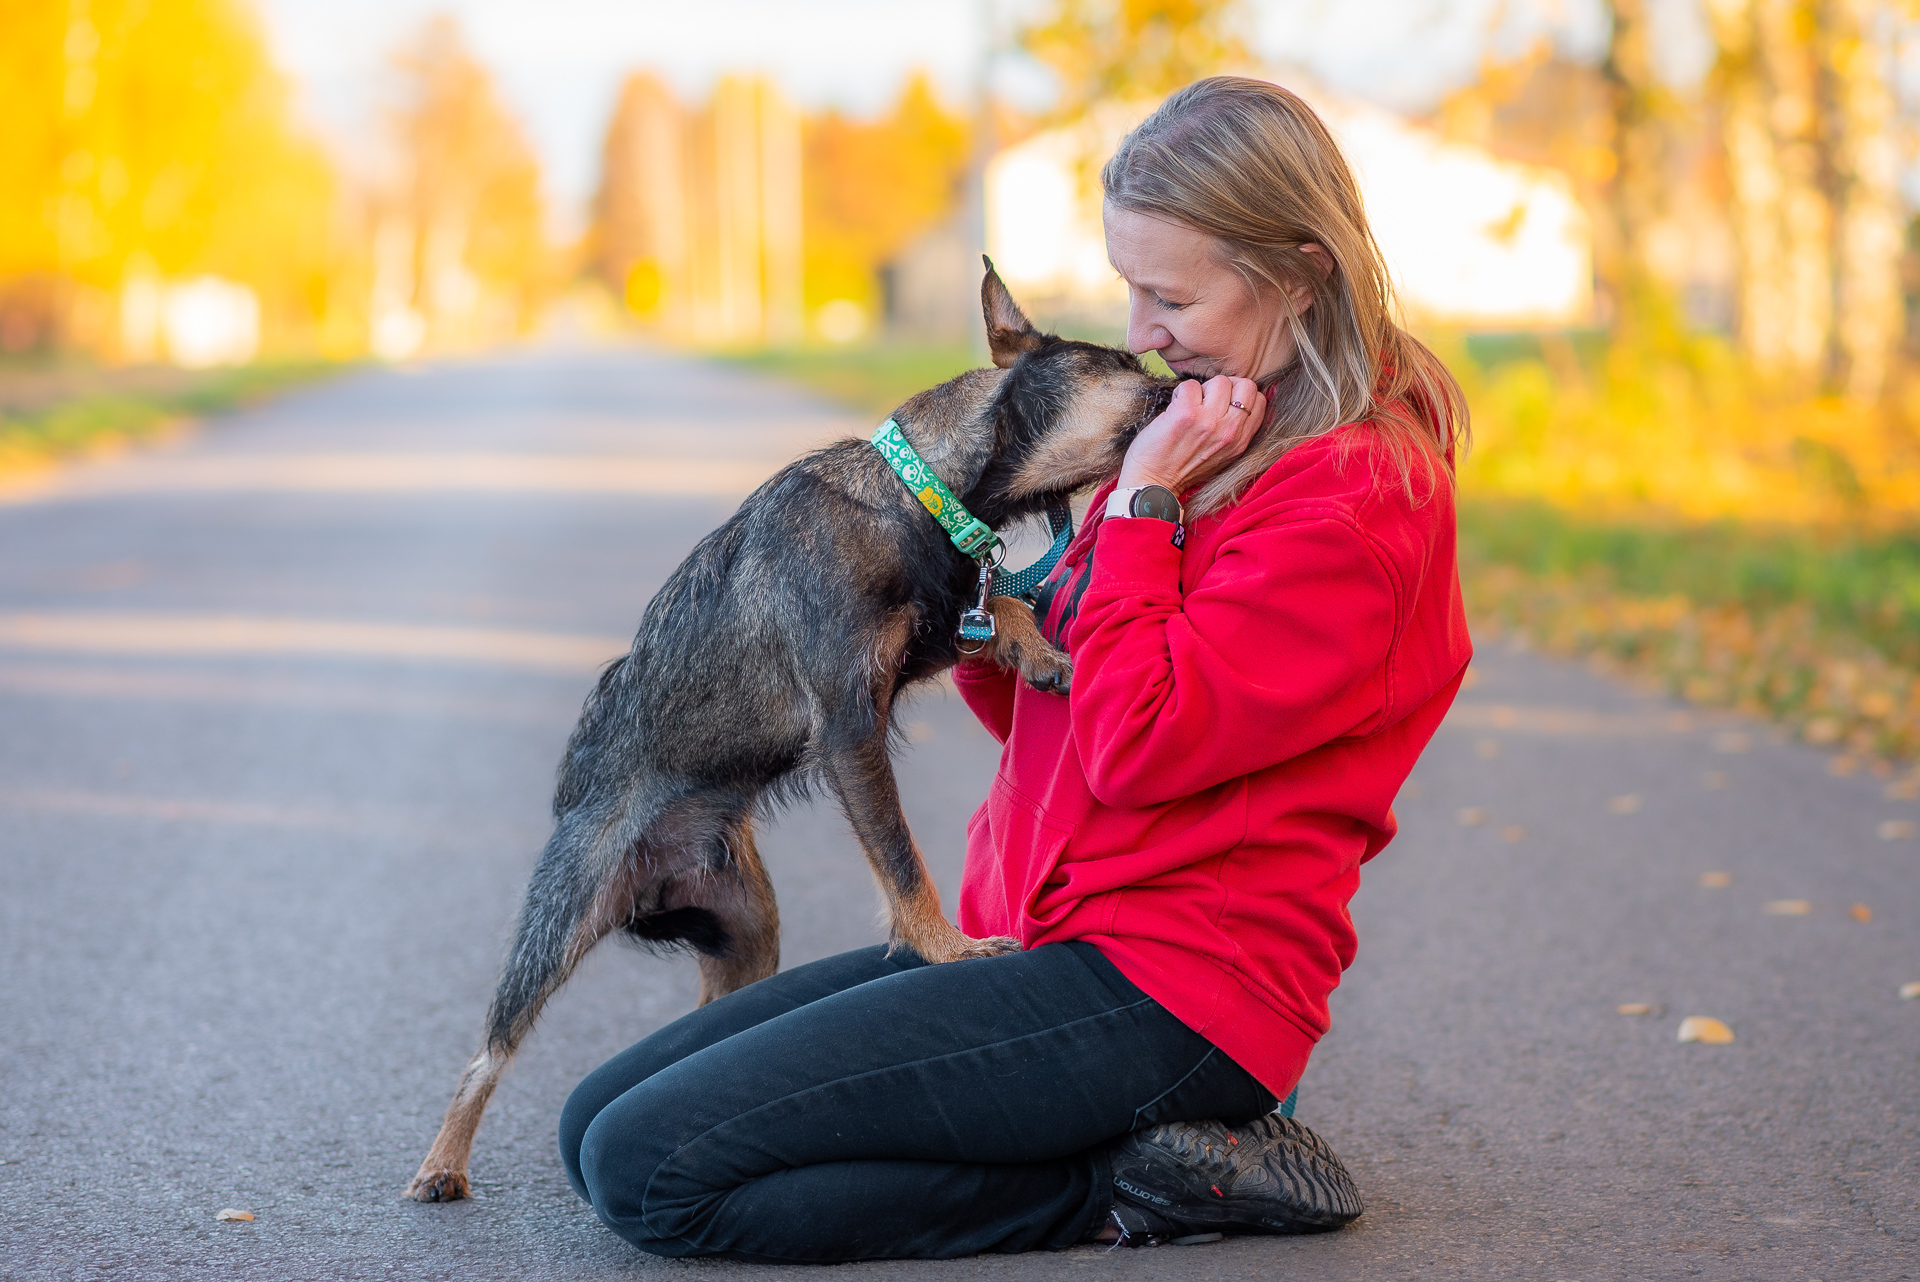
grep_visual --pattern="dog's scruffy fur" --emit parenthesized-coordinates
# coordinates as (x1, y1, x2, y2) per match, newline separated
(406, 266, 1174, 1202)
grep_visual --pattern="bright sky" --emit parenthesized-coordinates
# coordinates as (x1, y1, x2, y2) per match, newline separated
(257, 0, 1713, 233)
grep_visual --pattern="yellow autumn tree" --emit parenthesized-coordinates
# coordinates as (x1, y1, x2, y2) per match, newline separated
(802, 73, 972, 321)
(0, 0, 337, 354)
(1020, 0, 1249, 121)
(380, 16, 549, 348)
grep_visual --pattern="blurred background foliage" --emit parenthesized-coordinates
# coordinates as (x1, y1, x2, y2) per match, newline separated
(7, 0, 1920, 755)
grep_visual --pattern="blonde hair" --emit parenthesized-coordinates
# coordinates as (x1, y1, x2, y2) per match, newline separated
(1101, 76, 1469, 515)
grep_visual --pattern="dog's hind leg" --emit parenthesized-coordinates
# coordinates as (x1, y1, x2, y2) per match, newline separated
(821, 611, 1021, 966)
(692, 814, 780, 1003)
(405, 819, 627, 1202)
(627, 812, 781, 1005)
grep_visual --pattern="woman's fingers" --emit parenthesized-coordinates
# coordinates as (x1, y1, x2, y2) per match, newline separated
(1117, 374, 1266, 492)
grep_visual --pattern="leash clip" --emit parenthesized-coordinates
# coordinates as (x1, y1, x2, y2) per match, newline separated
(956, 560, 996, 654)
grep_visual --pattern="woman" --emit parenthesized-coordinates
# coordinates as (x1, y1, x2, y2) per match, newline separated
(558, 76, 1472, 1260)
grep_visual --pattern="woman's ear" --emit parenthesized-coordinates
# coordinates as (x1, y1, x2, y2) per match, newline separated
(1286, 244, 1333, 314)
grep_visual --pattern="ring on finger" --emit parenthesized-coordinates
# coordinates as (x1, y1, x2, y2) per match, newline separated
(1229, 400, 1251, 413)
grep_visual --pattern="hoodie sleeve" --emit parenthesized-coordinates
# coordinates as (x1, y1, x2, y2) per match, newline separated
(1068, 508, 1398, 809)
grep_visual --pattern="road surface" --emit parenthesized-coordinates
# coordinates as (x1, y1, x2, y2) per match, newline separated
(2, 347, 1915, 1280)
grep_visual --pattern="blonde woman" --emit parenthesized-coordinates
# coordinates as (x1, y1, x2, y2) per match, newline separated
(559, 76, 1472, 1258)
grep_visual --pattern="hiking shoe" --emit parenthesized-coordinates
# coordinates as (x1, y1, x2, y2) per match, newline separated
(1105, 1113, 1363, 1246)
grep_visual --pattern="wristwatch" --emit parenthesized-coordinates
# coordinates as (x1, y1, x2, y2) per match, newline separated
(1104, 484, 1183, 523)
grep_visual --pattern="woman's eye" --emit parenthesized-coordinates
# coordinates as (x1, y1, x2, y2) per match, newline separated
(1154, 295, 1188, 311)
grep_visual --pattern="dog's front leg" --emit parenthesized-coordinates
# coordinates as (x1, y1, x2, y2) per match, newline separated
(823, 731, 1021, 963)
(821, 609, 1020, 964)
(984, 596, 1073, 694)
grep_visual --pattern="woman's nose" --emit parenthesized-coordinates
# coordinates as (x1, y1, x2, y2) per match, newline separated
(1127, 309, 1168, 356)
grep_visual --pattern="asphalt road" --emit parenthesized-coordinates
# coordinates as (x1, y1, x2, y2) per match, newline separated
(2, 347, 1916, 1281)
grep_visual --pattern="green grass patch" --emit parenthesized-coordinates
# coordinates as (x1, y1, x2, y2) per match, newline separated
(1459, 499, 1920, 668)
(723, 345, 979, 418)
(0, 360, 348, 464)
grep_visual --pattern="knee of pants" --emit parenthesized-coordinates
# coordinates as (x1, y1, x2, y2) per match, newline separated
(556, 1078, 602, 1203)
(576, 1103, 707, 1255)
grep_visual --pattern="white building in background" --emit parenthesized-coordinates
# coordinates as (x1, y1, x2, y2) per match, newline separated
(119, 274, 261, 367)
(984, 84, 1592, 332)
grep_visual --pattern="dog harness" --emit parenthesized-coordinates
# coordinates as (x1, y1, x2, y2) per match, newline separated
(869, 418, 1075, 651)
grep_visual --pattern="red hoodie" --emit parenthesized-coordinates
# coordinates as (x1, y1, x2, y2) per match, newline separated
(952, 423, 1472, 1097)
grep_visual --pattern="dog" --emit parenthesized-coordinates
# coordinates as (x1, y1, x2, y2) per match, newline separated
(405, 264, 1174, 1202)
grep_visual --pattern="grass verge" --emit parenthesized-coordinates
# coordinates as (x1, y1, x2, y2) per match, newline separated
(0, 360, 348, 473)
(1461, 499, 1920, 764)
(723, 345, 977, 418)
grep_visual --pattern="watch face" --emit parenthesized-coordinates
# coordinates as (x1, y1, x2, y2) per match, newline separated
(1131, 485, 1182, 522)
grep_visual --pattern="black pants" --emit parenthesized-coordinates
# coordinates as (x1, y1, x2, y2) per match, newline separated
(558, 941, 1276, 1262)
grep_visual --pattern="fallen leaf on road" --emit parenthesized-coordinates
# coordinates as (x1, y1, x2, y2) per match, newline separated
(1764, 900, 1812, 916)
(1900, 982, 1920, 1000)
(1849, 903, 1872, 923)
(1702, 771, 1729, 790)
(1617, 1003, 1656, 1015)
(1475, 738, 1501, 759)
(1677, 1017, 1735, 1044)
(1884, 779, 1919, 801)
(1500, 825, 1526, 842)
(1700, 872, 1733, 888)
(215, 1209, 253, 1222)
(1878, 820, 1916, 840)
(1609, 794, 1641, 814)
(1829, 755, 1859, 777)
(1457, 807, 1487, 826)
(1489, 705, 1518, 728)
(1714, 732, 1751, 754)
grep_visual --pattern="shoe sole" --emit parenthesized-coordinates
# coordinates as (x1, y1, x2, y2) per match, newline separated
(1112, 1113, 1364, 1236)
(1240, 1114, 1364, 1231)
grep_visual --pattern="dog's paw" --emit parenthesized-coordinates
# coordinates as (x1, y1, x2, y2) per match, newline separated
(1018, 646, 1072, 695)
(901, 922, 1024, 964)
(918, 933, 1022, 962)
(951, 933, 1023, 959)
(404, 1169, 470, 1202)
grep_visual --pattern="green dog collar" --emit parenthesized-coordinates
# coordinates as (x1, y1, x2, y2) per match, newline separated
(869, 418, 998, 558)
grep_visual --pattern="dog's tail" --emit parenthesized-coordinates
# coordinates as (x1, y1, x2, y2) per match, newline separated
(481, 785, 667, 1055)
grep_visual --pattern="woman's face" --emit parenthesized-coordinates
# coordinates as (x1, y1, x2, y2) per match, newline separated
(1104, 203, 1312, 383)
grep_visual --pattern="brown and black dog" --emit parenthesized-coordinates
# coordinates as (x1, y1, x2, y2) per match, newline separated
(406, 264, 1173, 1202)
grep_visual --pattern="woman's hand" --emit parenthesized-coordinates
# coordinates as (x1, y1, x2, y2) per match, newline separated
(1116, 375, 1266, 495)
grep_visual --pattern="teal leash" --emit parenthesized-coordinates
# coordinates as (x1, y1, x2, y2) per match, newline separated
(869, 418, 1075, 649)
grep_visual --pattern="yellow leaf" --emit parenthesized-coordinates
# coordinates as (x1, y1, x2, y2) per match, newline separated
(1764, 899, 1812, 915)
(1617, 1002, 1655, 1015)
(1848, 903, 1872, 923)
(1677, 1016, 1735, 1044)
(215, 1209, 254, 1222)
(1878, 820, 1916, 840)
(1500, 824, 1526, 842)
(1700, 871, 1733, 888)
(1609, 794, 1641, 814)
(1899, 982, 1920, 1000)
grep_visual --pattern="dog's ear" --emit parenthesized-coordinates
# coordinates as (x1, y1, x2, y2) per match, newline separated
(981, 257, 1042, 369)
